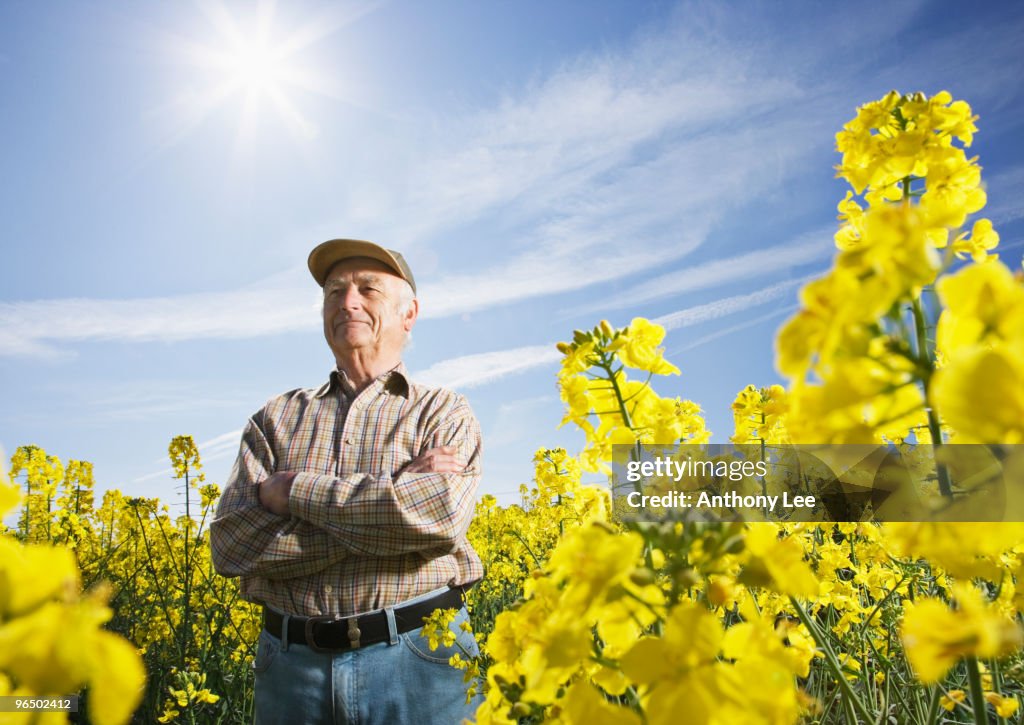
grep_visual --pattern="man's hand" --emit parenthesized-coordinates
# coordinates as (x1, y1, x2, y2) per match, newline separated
(258, 471, 297, 516)
(401, 446, 465, 474)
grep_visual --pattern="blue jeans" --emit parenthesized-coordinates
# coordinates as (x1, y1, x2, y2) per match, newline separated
(253, 592, 482, 724)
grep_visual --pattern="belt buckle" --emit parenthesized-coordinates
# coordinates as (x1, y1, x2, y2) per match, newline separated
(303, 614, 362, 653)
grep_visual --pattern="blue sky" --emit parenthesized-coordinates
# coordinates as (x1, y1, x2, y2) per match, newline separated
(2, 0, 1023, 512)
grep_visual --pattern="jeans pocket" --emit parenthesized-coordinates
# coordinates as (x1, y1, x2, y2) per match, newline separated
(252, 630, 280, 674)
(402, 608, 480, 665)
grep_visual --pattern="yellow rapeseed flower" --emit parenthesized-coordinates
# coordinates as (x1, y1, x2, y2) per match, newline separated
(739, 524, 819, 598)
(931, 346, 1024, 443)
(616, 318, 680, 376)
(901, 583, 1022, 683)
(984, 692, 1020, 718)
(935, 260, 1024, 354)
(939, 689, 966, 711)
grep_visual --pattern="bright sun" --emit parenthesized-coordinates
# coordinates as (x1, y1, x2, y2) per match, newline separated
(224, 37, 283, 94)
(169, 0, 353, 143)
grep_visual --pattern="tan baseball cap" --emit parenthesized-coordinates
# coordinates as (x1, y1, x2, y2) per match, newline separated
(307, 239, 416, 293)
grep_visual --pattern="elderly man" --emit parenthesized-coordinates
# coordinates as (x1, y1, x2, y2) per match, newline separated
(211, 239, 483, 725)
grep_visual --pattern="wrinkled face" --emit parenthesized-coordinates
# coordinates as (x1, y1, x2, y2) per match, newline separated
(322, 257, 417, 362)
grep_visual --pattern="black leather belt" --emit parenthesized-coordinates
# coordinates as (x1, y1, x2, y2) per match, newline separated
(263, 587, 465, 653)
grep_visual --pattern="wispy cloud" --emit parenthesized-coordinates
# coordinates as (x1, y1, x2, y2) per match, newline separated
(94, 392, 243, 424)
(192, 428, 245, 466)
(132, 467, 175, 484)
(564, 231, 831, 319)
(0, 332, 75, 361)
(355, 5, 1023, 320)
(198, 428, 244, 454)
(486, 395, 556, 448)
(0, 271, 321, 358)
(414, 345, 562, 390)
(338, 8, 836, 317)
(654, 277, 811, 332)
(671, 305, 798, 354)
(349, 1, 956, 318)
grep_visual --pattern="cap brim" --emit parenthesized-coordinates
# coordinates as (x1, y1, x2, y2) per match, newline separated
(307, 239, 416, 293)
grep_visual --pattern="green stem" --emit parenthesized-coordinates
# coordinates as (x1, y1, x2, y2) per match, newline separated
(759, 412, 768, 498)
(841, 689, 857, 724)
(132, 506, 183, 664)
(909, 296, 952, 497)
(966, 656, 990, 725)
(598, 354, 655, 578)
(182, 467, 193, 668)
(790, 597, 876, 724)
(909, 295, 930, 366)
(598, 357, 635, 430)
(23, 475, 31, 538)
(902, 171, 953, 499)
(508, 530, 543, 569)
(854, 574, 907, 641)
(923, 685, 941, 725)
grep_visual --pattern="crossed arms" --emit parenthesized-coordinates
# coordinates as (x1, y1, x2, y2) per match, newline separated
(210, 402, 481, 581)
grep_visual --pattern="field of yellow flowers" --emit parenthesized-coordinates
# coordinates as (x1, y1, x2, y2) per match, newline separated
(3, 91, 1024, 724)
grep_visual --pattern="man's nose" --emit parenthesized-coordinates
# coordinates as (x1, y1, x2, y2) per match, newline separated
(341, 286, 363, 309)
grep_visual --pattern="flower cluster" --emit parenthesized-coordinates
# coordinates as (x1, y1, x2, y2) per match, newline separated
(777, 91, 1009, 447)
(2, 441, 260, 723)
(556, 318, 708, 473)
(0, 449, 145, 725)
(931, 261, 1024, 443)
(157, 668, 221, 723)
(730, 384, 790, 445)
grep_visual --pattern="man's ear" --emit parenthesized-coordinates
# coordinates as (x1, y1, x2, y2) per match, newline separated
(403, 298, 419, 332)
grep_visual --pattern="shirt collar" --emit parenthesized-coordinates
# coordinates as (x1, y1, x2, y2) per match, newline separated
(315, 362, 411, 400)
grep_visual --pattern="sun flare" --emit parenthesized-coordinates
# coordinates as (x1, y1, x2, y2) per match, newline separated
(223, 36, 283, 95)
(166, 0, 357, 143)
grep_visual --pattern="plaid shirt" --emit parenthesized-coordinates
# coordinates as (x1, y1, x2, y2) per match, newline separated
(210, 364, 483, 617)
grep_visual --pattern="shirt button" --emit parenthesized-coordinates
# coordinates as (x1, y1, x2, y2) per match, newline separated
(345, 437, 354, 445)
(324, 585, 333, 593)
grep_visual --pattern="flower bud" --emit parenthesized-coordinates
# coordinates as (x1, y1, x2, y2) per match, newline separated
(600, 319, 614, 337)
(556, 341, 571, 354)
(726, 521, 746, 537)
(592, 520, 618, 534)
(629, 567, 656, 587)
(674, 568, 700, 589)
(720, 534, 745, 555)
(707, 579, 732, 607)
(510, 702, 532, 718)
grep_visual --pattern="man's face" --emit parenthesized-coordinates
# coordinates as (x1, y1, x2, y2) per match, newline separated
(322, 257, 417, 362)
